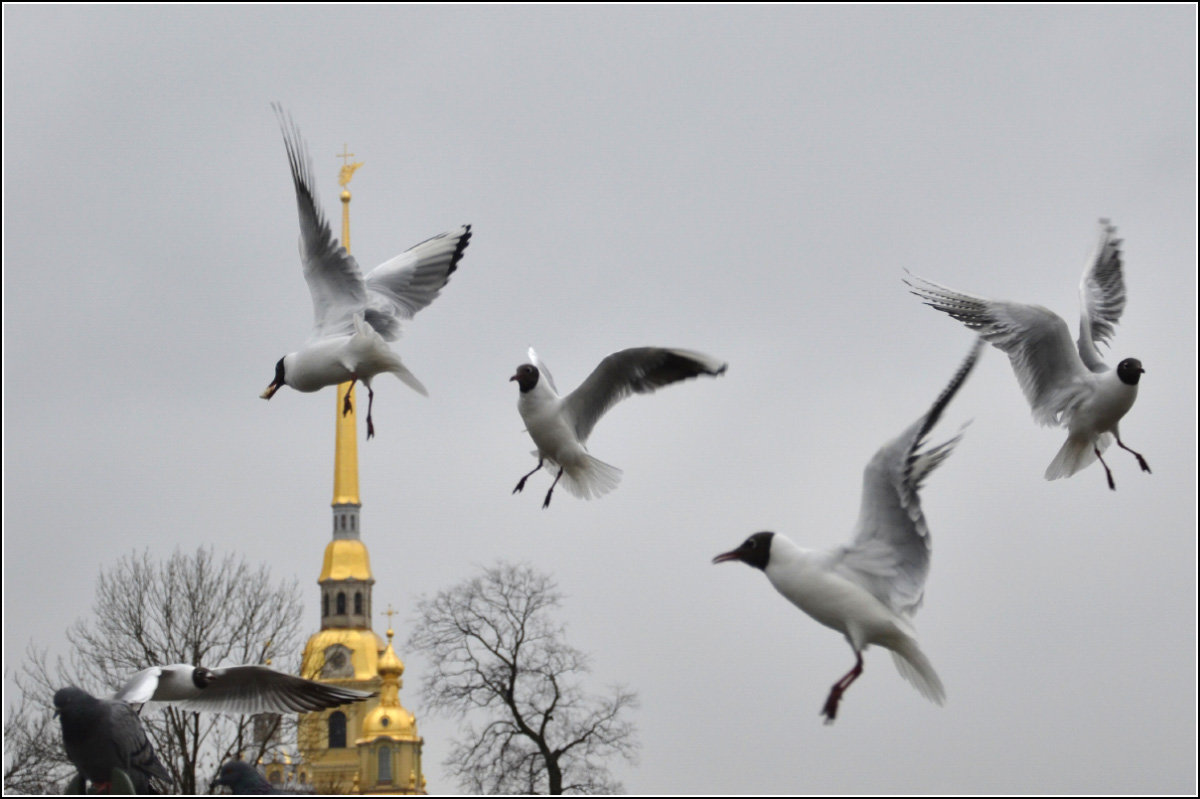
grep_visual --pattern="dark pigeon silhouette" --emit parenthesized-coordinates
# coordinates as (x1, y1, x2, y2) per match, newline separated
(54, 686, 172, 794)
(212, 760, 284, 795)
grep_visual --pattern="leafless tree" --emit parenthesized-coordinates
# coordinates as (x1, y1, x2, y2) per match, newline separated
(407, 562, 638, 795)
(3, 547, 305, 795)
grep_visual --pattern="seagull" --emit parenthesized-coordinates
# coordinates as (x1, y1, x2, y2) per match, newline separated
(510, 346, 727, 508)
(260, 104, 471, 439)
(212, 760, 284, 795)
(54, 686, 173, 794)
(113, 663, 375, 714)
(713, 339, 981, 724)
(904, 219, 1148, 490)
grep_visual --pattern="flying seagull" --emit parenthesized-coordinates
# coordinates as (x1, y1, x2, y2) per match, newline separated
(113, 663, 375, 714)
(212, 760, 284, 795)
(54, 686, 173, 795)
(904, 219, 1147, 489)
(510, 346, 727, 508)
(260, 104, 471, 439)
(713, 339, 981, 724)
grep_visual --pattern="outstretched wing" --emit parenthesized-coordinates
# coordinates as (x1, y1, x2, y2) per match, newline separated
(273, 104, 366, 339)
(1076, 219, 1126, 372)
(169, 665, 374, 715)
(904, 272, 1092, 426)
(363, 225, 472, 341)
(831, 339, 982, 617)
(562, 347, 727, 443)
(111, 666, 162, 704)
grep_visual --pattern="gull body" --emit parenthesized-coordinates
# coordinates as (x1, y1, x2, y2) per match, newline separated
(114, 663, 374, 715)
(261, 104, 471, 438)
(54, 686, 172, 794)
(714, 340, 982, 723)
(511, 346, 727, 508)
(904, 219, 1147, 489)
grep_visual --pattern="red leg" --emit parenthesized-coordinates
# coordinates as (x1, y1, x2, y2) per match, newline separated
(1095, 445, 1116, 490)
(1115, 434, 1151, 474)
(513, 458, 544, 494)
(542, 466, 564, 509)
(342, 378, 358, 416)
(365, 384, 376, 439)
(821, 651, 864, 724)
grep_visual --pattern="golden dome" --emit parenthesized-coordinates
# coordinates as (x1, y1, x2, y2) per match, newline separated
(358, 703, 416, 741)
(378, 630, 404, 677)
(318, 538, 372, 582)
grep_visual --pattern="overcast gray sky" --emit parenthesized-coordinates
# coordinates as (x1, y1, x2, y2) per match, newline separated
(4, 5, 1196, 794)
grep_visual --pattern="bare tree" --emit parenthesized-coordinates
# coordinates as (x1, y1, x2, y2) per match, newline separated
(407, 562, 638, 795)
(3, 547, 305, 795)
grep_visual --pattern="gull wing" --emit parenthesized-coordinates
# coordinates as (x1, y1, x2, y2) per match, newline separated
(904, 272, 1092, 426)
(273, 104, 366, 339)
(111, 666, 162, 704)
(165, 665, 374, 715)
(363, 225, 472, 341)
(831, 339, 982, 617)
(562, 347, 727, 443)
(1076, 219, 1126, 373)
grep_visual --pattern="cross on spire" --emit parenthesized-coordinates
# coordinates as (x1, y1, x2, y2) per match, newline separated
(337, 143, 355, 166)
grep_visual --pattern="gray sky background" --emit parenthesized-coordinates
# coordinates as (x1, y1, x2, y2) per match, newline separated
(3, 5, 1196, 794)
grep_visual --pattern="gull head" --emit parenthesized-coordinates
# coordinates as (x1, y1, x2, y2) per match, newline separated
(712, 532, 774, 571)
(260, 358, 286, 399)
(510, 363, 540, 393)
(1116, 358, 1144, 386)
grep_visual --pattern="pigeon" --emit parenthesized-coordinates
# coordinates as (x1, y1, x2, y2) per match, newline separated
(260, 104, 471, 439)
(212, 760, 283, 795)
(904, 219, 1148, 489)
(113, 663, 375, 714)
(510, 346, 727, 508)
(54, 686, 173, 794)
(713, 339, 981, 724)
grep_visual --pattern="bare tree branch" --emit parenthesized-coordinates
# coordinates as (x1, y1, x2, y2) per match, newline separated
(407, 562, 639, 794)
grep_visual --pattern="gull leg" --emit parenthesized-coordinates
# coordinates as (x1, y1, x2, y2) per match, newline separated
(542, 466, 564, 509)
(342, 378, 358, 416)
(513, 458, 544, 494)
(1115, 434, 1151, 474)
(365, 384, 376, 440)
(821, 651, 864, 725)
(1095, 446, 1117, 491)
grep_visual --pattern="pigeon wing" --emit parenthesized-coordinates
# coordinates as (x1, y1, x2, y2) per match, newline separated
(832, 339, 981, 617)
(169, 665, 374, 714)
(1076, 219, 1126, 372)
(562, 347, 727, 443)
(904, 272, 1092, 426)
(273, 104, 366, 339)
(108, 700, 173, 787)
(363, 225, 472, 341)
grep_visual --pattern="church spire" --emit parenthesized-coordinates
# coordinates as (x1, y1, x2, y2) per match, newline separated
(332, 143, 364, 507)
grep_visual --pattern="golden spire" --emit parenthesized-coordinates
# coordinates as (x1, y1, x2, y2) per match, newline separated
(332, 144, 362, 506)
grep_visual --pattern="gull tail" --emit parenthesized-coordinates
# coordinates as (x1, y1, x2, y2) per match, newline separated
(1045, 432, 1111, 480)
(559, 454, 623, 501)
(889, 638, 945, 706)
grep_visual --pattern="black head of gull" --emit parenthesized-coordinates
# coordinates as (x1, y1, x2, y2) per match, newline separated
(510, 364, 539, 393)
(712, 532, 774, 571)
(1116, 357, 1144, 386)
(260, 357, 286, 400)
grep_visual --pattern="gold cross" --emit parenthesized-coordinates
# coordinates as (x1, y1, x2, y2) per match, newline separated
(337, 143, 355, 166)
(384, 604, 397, 625)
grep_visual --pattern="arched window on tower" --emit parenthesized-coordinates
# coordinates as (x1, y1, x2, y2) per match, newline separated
(322, 594, 329, 618)
(378, 745, 392, 784)
(328, 711, 347, 749)
(336, 592, 346, 615)
(354, 591, 363, 615)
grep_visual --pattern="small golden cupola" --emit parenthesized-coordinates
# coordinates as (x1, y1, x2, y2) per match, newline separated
(356, 622, 424, 793)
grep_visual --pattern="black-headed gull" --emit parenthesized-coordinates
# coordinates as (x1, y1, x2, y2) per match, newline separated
(510, 346, 727, 508)
(714, 339, 981, 724)
(113, 663, 374, 714)
(904, 219, 1148, 489)
(54, 686, 173, 794)
(260, 105, 471, 439)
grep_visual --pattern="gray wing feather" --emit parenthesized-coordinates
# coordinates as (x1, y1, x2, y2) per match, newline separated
(273, 104, 366, 338)
(1076, 219, 1126, 372)
(563, 347, 727, 443)
(363, 225, 472, 340)
(904, 272, 1091, 426)
(170, 665, 374, 715)
(832, 339, 982, 617)
(108, 701, 172, 787)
